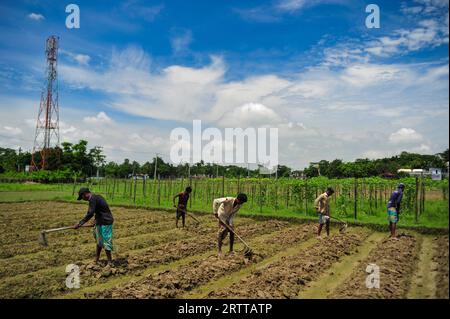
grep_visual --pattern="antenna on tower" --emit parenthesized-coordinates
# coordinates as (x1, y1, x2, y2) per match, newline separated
(31, 35, 60, 170)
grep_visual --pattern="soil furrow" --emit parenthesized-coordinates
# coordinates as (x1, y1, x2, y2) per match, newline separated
(0, 219, 289, 298)
(433, 235, 449, 299)
(83, 223, 314, 298)
(331, 232, 420, 298)
(207, 228, 371, 298)
(407, 236, 438, 299)
(298, 231, 385, 298)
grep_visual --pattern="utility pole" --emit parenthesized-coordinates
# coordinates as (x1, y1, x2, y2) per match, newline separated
(153, 153, 159, 182)
(17, 147, 22, 172)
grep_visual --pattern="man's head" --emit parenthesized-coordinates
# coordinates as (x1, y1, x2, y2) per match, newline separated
(397, 183, 405, 191)
(326, 187, 335, 196)
(185, 186, 192, 193)
(77, 187, 91, 201)
(236, 193, 248, 204)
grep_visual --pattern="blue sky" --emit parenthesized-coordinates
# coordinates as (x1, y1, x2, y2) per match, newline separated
(0, 0, 448, 169)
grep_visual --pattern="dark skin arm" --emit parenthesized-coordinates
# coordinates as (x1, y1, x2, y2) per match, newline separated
(173, 193, 181, 207)
(74, 196, 95, 229)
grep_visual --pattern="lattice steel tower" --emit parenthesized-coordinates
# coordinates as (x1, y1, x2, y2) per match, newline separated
(31, 36, 60, 170)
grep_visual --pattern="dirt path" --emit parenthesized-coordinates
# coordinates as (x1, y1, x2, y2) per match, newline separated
(298, 231, 386, 299)
(407, 236, 438, 299)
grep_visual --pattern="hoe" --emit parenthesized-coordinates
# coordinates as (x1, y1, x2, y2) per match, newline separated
(177, 208, 201, 225)
(39, 224, 93, 246)
(330, 216, 348, 233)
(218, 217, 254, 258)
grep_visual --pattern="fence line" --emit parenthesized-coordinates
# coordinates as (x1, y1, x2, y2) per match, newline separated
(0, 176, 447, 222)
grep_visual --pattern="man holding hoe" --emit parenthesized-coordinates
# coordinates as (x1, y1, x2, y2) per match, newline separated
(213, 193, 248, 257)
(73, 187, 114, 265)
(173, 186, 192, 228)
(387, 183, 405, 240)
(314, 187, 335, 238)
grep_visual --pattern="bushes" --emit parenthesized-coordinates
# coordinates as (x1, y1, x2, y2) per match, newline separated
(0, 169, 77, 183)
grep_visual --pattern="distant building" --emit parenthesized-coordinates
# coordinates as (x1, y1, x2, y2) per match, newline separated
(381, 172, 395, 178)
(397, 168, 448, 178)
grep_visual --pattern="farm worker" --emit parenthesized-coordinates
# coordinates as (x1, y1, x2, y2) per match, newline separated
(314, 187, 335, 238)
(213, 193, 248, 257)
(73, 187, 115, 265)
(387, 183, 405, 240)
(173, 186, 192, 228)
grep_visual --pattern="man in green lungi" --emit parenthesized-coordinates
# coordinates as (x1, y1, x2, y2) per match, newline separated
(74, 187, 114, 265)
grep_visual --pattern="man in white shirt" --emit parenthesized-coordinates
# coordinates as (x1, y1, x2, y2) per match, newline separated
(213, 193, 248, 257)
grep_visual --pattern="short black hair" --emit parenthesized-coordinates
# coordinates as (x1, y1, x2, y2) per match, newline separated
(185, 186, 192, 193)
(326, 187, 335, 194)
(77, 187, 90, 200)
(237, 193, 248, 203)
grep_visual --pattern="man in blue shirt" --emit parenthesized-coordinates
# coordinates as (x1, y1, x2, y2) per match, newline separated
(387, 183, 405, 240)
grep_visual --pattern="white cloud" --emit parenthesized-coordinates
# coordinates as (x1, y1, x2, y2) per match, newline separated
(389, 128, 424, 144)
(83, 112, 112, 125)
(61, 50, 91, 66)
(340, 64, 408, 87)
(233, 7, 281, 23)
(234, 0, 342, 23)
(322, 46, 369, 67)
(56, 45, 449, 168)
(219, 102, 282, 127)
(0, 126, 22, 136)
(275, 0, 308, 11)
(171, 30, 193, 55)
(362, 149, 397, 159)
(365, 1, 449, 57)
(121, 2, 164, 22)
(28, 13, 44, 21)
(412, 143, 431, 152)
(73, 54, 91, 66)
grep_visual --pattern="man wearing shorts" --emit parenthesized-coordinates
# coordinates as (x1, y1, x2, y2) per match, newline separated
(173, 186, 192, 228)
(387, 183, 405, 240)
(314, 187, 334, 238)
(213, 193, 248, 257)
(74, 187, 114, 265)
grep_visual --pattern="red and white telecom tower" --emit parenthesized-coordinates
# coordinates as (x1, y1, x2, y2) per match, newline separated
(31, 36, 60, 170)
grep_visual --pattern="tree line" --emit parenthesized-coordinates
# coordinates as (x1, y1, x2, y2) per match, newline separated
(0, 140, 448, 179)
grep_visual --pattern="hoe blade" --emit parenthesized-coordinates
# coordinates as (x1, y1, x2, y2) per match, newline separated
(243, 247, 253, 258)
(39, 231, 48, 246)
